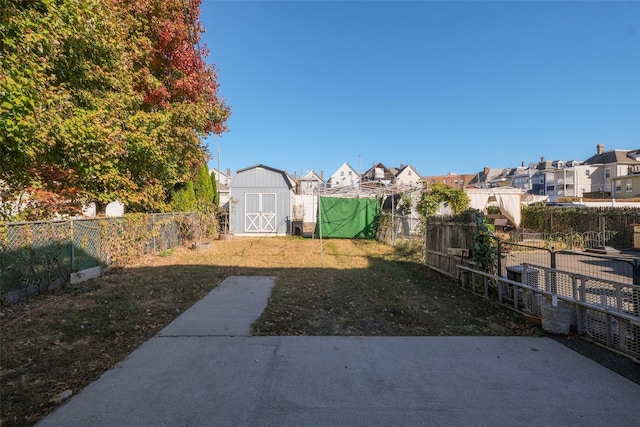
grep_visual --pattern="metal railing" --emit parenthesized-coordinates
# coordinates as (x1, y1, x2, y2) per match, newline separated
(508, 230, 618, 250)
(421, 220, 640, 359)
(458, 264, 640, 360)
(497, 239, 640, 286)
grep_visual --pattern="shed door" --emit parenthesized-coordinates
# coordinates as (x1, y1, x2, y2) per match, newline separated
(245, 193, 277, 232)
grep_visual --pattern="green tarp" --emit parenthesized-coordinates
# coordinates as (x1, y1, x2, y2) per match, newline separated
(315, 196, 380, 239)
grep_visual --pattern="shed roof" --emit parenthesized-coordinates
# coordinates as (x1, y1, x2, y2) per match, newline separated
(234, 164, 293, 189)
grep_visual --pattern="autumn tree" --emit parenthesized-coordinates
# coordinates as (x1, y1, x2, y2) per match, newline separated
(0, 0, 230, 220)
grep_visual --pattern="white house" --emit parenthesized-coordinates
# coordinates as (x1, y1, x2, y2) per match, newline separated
(211, 168, 232, 210)
(299, 170, 325, 195)
(394, 164, 422, 189)
(328, 162, 359, 188)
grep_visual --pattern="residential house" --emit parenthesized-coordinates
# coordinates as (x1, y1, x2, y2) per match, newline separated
(423, 172, 475, 189)
(527, 158, 594, 198)
(511, 163, 537, 193)
(211, 168, 232, 210)
(583, 144, 640, 198)
(228, 164, 295, 236)
(487, 168, 516, 188)
(298, 170, 325, 195)
(328, 162, 359, 188)
(393, 164, 422, 189)
(530, 158, 555, 196)
(361, 162, 394, 187)
(609, 171, 640, 199)
(546, 160, 596, 199)
(467, 167, 513, 189)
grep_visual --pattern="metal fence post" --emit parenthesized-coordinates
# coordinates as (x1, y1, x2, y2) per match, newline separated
(70, 219, 75, 272)
(632, 259, 640, 318)
(152, 213, 156, 253)
(496, 238, 502, 277)
(550, 247, 557, 294)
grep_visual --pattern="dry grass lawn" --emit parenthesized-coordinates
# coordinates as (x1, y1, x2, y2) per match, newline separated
(1, 236, 541, 426)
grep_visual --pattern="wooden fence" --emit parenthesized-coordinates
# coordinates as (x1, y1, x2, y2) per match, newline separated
(424, 219, 478, 278)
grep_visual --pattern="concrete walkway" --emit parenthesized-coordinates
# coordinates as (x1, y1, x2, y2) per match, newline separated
(38, 276, 640, 427)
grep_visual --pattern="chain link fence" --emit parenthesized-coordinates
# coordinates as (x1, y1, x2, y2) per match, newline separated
(377, 213, 423, 245)
(1, 213, 193, 302)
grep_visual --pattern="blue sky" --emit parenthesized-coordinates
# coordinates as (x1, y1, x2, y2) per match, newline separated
(200, 0, 640, 179)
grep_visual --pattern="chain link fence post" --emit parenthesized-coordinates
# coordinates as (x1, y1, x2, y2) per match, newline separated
(152, 213, 156, 253)
(550, 247, 557, 294)
(70, 219, 75, 272)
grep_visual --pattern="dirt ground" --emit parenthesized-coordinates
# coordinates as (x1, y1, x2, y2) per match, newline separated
(1, 237, 638, 426)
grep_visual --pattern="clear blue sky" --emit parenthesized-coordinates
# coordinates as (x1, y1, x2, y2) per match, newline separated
(200, 0, 640, 178)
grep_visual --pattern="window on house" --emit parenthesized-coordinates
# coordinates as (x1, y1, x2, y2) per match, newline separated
(461, 180, 465, 186)
(443, 179, 447, 184)
(586, 170, 590, 176)
(605, 168, 611, 180)
(615, 181, 622, 193)
(408, 171, 412, 176)
(348, 171, 352, 175)
(341, 171, 344, 176)
(626, 180, 632, 192)
(454, 179, 458, 184)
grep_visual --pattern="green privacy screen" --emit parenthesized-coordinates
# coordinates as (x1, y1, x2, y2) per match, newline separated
(315, 196, 380, 239)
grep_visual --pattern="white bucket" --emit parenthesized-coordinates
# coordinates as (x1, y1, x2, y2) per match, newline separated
(541, 304, 572, 335)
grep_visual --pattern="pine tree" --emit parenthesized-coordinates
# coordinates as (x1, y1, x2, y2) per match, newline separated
(170, 182, 196, 212)
(193, 165, 214, 211)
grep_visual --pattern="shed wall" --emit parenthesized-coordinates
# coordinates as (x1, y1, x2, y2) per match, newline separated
(229, 168, 292, 235)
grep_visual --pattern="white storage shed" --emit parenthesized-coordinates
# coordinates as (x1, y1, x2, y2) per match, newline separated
(229, 164, 295, 236)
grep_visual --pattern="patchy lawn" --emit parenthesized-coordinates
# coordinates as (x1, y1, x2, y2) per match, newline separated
(1, 237, 541, 426)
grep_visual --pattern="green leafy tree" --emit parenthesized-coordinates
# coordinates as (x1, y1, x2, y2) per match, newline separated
(193, 165, 213, 210)
(170, 182, 196, 212)
(417, 183, 470, 218)
(471, 213, 498, 273)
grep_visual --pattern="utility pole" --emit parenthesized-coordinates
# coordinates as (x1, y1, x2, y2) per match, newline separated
(217, 139, 221, 204)
(358, 154, 362, 189)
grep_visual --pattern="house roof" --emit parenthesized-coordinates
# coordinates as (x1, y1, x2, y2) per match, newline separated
(332, 162, 357, 173)
(468, 167, 510, 186)
(211, 168, 230, 179)
(394, 164, 421, 177)
(362, 163, 393, 180)
(584, 149, 640, 165)
(234, 164, 294, 189)
(301, 170, 324, 182)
